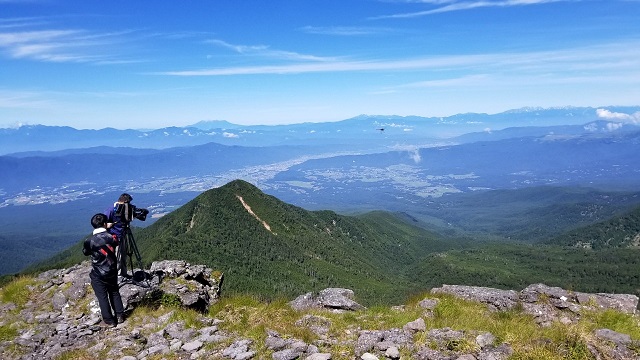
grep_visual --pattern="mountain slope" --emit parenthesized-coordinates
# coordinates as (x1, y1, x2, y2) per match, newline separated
(544, 205, 640, 249)
(32, 180, 452, 305)
(406, 243, 640, 297)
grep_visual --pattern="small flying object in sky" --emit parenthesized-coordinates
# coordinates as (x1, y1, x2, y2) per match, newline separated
(377, 128, 385, 132)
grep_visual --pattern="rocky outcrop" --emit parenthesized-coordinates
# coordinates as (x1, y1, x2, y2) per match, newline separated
(1, 262, 639, 360)
(431, 283, 639, 328)
(289, 288, 366, 312)
(0, 260, 223, 360)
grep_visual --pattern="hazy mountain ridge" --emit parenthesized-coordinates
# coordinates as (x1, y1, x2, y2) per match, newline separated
(3, 106, 638, 155)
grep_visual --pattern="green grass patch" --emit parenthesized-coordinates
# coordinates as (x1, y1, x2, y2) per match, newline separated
(0, 324, 18, 341)
(583, 309, 640, 339)
(0, 276, 37, 309)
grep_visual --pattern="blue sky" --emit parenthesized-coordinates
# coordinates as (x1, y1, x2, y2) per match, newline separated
(1, 0, 639, 129)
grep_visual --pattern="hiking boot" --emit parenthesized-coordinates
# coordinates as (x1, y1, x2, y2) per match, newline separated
(103, 320, 117, 328)
(117, 315, 125, 324)
(92, 320, 116, 331)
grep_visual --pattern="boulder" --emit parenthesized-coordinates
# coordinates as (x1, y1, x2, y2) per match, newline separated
(289, 288, 365, 312)
(431, 284, 519, 311)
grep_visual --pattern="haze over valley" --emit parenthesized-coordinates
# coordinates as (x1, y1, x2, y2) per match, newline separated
(2, 106, 640, 276)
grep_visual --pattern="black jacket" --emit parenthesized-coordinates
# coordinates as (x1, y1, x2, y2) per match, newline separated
(83, 229, 119, 278)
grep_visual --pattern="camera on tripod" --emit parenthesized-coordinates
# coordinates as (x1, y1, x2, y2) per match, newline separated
(114, 202, 149, 223)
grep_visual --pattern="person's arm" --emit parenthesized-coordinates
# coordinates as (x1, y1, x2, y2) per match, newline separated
(82, 237, 92, 256)
(104, 207, 115, 231)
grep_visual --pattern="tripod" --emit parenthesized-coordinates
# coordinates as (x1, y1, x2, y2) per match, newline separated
(118, 221, 148, 287)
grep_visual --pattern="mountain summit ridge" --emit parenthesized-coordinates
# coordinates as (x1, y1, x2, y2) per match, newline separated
(35, 179, 450, 305)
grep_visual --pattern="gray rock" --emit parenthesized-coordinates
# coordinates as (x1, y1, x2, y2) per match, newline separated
(426, 327, 466, 349)
(64, 270, 90, 301)
(403, 318, 425, 332)
(235, 351, 257, 360)
(385, 346, 400, 359)
(520, 283, 572, 303)
(273, 348, 304, 360)
(478, 343, 513, 360)
(305, 354, 332, 360)
(456, 355, 476, 360)
(150, 260, 189, 277)
(290, 292, 317, 311)
(355, 331, 384, 356)
(182, 340, 204, 352)
(290, 288, 365, 312)
(415, 347, 449, 360)
(148, 260, 223, 312)
(265, 336, 288, 350)
(431, 285, 519, 311)
(476, 332, 496, 349)
(318, 288, 365, 311)
(361, 353, 379, 360)
(223, 339, 253, 359)
(594, 328, 632, 345)
(418, 298, 439, 310)
(576, 292, 639, 314)
(165, 321, 196, 341)
(381, 328, 414, 349)
(51, 291, 67, 311)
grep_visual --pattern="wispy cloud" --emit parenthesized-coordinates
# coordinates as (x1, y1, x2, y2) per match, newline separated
(0, 19, 136, 64)
(0, 17, 49, 29)
(372, 0, 572, 19)
(206, 38, 339, 62)
(158, 40, 640, 79)
(299, 26, 394, 36)
(0, 89, 52, 109)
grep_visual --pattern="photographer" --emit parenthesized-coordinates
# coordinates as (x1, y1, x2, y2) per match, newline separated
(105, 193, 133, 279)
(83, 213, 125, 328)
(104, 193, 149, 281)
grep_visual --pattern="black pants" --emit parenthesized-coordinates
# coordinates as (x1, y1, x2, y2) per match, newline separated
(117, 235, 128, 277)
(90, 271, 124, 324)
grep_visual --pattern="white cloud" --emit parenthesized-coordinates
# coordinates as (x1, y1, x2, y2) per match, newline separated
(596, 109, 640, 124)
(0, 22, 136, 64)
(409, 148, 422, 163)
(606, 122, 624, 131)
(0, 89, 51, 108)
(160, 40, 640, 82)
(373, 0, 571, 19)
(391, 145, 422, 163)
(223, 132, 239, 138)
(206, 38, 339, 62)
(299, 26, 393, 36)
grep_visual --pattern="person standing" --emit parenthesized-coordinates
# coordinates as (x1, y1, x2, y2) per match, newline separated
(105, 193, 133, 279)
(83, 213, 125, 327)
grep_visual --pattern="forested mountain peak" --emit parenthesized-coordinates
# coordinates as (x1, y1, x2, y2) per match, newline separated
(33, 179, 450, 304)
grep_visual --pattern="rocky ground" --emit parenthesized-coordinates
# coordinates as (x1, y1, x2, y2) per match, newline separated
(0, 260, 639, 360)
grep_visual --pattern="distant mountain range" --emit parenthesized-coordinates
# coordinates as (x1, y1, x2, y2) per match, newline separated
(2, 105, 640, 276)
(3, 106, 639, 155)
